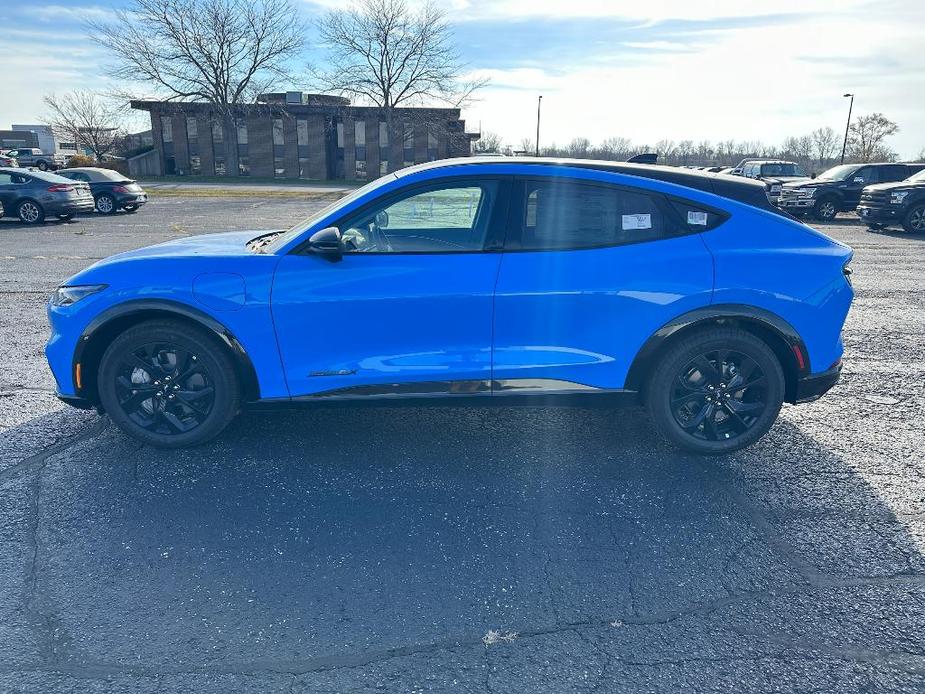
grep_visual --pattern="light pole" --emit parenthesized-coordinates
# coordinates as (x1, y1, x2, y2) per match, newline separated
(535, 95, 542, 157)
(840, 93, 854, 164)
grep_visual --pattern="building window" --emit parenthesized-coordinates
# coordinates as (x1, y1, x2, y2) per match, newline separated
(236, 121, 249, 176)
(161, 118, 175, 175)
(211, 121, 225, 176)
(427, 129, 438, 162)
(272, 118, 285, 177)
(354, 120, 367, 179)
(379, 122, 389, 175)
(186, 116, 200, 175)
(403, 122, 414, 167)
(296, 119, 310, 178)
(335, 121, 345, 178)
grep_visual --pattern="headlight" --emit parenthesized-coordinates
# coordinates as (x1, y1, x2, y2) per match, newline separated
(800, 188, 817, 198)
(50, 284, 107, 307)
(890, 191, 910, 204)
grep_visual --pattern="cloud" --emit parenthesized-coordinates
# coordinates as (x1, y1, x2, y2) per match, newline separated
(33, 4, 112, 22)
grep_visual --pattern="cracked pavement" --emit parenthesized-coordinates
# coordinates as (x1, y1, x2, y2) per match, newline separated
(1, 199, 924, 693)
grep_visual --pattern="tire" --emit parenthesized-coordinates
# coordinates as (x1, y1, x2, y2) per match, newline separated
(17, 199, 45, 224)
(57, 213, 75, 221)
(97, 320, 241, 448)
(902, 204, 925, 233)
(95, 194, 117, 214)
(645, 328, 785, 455)
(37, 161, 48, 171)
(812, 197, 839, 221)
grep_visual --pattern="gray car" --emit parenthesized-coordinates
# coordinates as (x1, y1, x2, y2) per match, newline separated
(0, 167, 95, 224)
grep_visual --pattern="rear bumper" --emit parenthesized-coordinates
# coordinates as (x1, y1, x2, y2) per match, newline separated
(50, 198, 95, 215)
(115, 192, 147, 208)
(795, 363, 842, 403)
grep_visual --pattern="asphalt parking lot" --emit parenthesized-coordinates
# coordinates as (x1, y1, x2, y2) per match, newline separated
(1, 197, 924, 693)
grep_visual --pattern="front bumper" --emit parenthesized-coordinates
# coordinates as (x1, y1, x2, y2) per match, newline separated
(56, 392, 96, 410)
(795, 363, 842, 403)
(778, 197, 816, 211)
(856, 204, 902, 223)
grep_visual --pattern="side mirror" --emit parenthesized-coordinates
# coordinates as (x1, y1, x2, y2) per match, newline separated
(307, 226, 343, 262)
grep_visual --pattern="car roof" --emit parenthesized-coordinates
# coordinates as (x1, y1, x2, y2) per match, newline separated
(395, 156, 779, 212)
(0, 166, 71, 182)
(59, 167, 125, 180)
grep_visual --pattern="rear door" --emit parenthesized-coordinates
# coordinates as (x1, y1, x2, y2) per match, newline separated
(491, 176, 715, 393)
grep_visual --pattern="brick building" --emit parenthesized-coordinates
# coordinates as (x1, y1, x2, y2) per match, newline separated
(130, 92, 477, 181)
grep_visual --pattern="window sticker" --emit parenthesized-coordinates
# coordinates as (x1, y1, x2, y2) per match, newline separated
(622, 213, 651, 230)
(687, 210, 709, 226)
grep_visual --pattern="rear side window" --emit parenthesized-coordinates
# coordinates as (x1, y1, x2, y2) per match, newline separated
(513, 179, 667, 250)
(883, 165, 909, 182)
(668, 199, 728, 232)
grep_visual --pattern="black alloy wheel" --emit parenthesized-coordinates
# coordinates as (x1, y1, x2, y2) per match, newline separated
(646, 328, 785, 454)
(98, 320, 240, 447)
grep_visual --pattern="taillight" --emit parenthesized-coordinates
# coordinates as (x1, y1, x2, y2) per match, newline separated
(47, 184, 74, 192)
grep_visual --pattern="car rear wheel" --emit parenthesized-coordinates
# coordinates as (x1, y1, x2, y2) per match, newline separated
(95, 194, 116, 214)
(645, 328, 785, 455)
(17, 200, 45, 224)
(37, 161, 48, 171)
(97, 320, 240, 448)
(813, 197, 839, 221)
(903, 204, 925, 233)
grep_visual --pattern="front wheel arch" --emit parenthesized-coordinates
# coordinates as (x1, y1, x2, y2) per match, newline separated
(625, 307, 806, 404)
(74, 303, 260, 408)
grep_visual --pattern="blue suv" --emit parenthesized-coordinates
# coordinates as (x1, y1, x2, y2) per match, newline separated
(46, 159, 854, 454)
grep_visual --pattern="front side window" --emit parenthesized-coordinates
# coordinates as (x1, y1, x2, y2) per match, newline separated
(852, 167, 877, 184)
(336, 180, 499, 254)
(513, 179, 666, 251)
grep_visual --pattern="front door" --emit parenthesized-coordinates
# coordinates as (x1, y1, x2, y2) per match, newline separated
(492, 176, 715, 393)
(271, 177, 509, 398)
(843, 166, 878, 207)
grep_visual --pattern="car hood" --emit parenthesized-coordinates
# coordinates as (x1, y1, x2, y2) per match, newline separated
(863, 181, 925, 193)
(765, 176, 811, 185)
(782, 180, 827, 190)
(103, 229, 278, 262)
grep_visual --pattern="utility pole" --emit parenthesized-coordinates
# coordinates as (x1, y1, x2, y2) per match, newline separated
(535, 95, 542, 157)
(840, 93, 854, 164)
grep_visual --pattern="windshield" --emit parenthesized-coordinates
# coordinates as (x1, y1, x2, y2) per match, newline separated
(815, 164, 858, 181)
(264, 174, 397, 252)
(905, 168, 925, 183)
(761, 163, 804, 177)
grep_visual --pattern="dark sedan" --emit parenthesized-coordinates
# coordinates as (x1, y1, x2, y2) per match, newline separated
(0, 167, 94, 224)
(56, 167, 148, 214)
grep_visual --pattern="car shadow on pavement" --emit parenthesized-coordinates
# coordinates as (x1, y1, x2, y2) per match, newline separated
(1, 405, 923, 692)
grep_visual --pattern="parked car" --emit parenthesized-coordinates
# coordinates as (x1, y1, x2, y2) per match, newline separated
(856, 167, 925, 233)
(0, 167, 94, 223)
(740, 160, 809, 204)
(3, 147, 66, 171)
(57, 167, 148, 214)
(778, 162, 925, 221)
(0, 150, 18, 167)
(46, 157, 853, 454)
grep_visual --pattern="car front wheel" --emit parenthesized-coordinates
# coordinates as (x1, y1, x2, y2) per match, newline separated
(645, 328, 785, 455)
(813, 197, 839, 221)
(903, 204, 925, 233)
(97, 320, 241, 448)
(17, 200, 45, 224)
(95, 194, 117, 214)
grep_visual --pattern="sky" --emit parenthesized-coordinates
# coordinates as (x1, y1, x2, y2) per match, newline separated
(1, 0, 923, 158)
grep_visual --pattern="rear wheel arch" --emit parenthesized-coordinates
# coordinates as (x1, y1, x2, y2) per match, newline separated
(625, 306, 807, 403)
(74, 301, 260, 407)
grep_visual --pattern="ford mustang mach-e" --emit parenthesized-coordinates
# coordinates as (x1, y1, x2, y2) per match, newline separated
(46, 158, 853, 454)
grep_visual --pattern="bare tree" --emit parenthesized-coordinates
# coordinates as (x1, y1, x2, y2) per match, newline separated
(315, 0, 486, 120)
(811, 127, 839, 166)
(847, 113, 899, 163)
(43, 91, 126, 161)
(90, 0, 306, 171)
(565, 137, 591, 158)
(472, 130, 503, 154)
